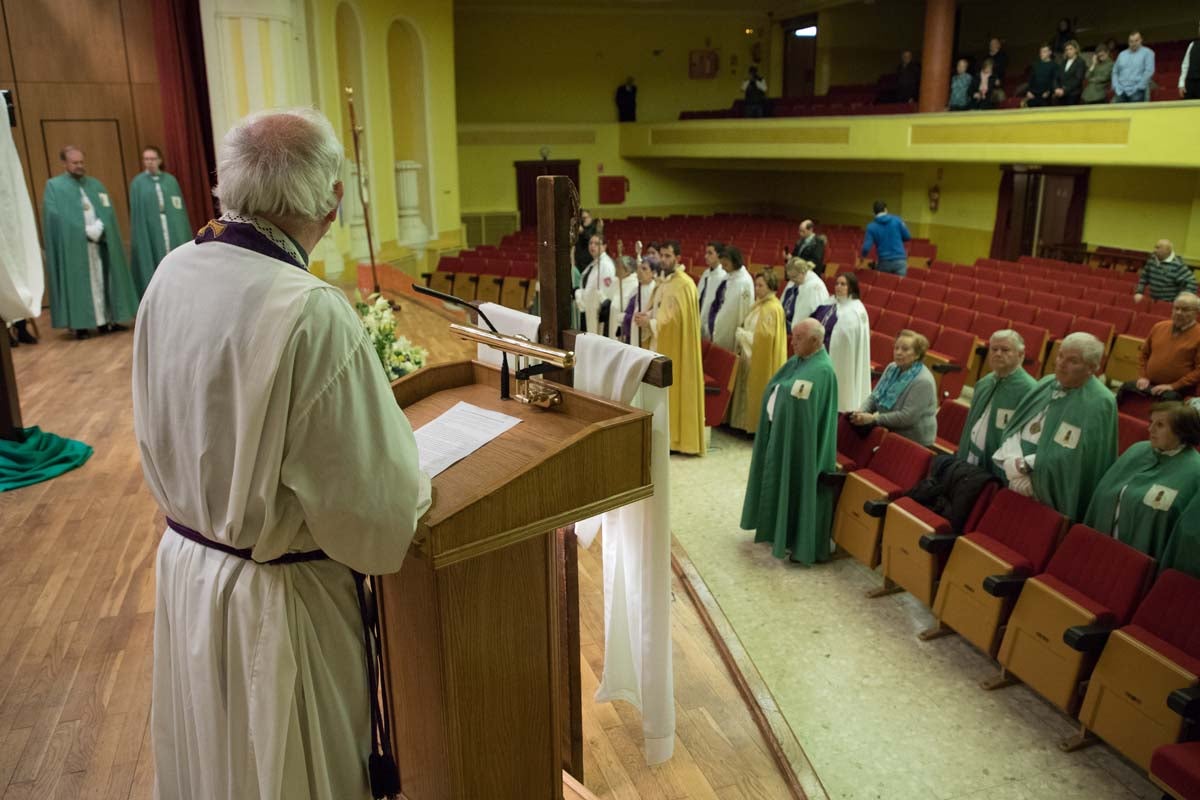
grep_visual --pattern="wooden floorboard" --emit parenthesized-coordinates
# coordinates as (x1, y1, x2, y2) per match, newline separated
(0, 296, 798, 799)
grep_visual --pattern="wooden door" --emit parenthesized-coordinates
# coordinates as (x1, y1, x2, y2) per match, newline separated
(515, 160, 579, 230)
(42, 120, 132, 234)
(783, 20, 818, 98)
(992, 167, 1089, 261)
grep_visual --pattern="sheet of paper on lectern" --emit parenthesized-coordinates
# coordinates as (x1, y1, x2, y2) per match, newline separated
(413, 401, 522, 478)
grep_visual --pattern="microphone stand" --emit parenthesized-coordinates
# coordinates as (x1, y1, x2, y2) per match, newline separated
(413, 285, 510, 399)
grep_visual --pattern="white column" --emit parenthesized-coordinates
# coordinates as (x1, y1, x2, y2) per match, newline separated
(345, 162, 369, 260)
(394, 160, 429, 246)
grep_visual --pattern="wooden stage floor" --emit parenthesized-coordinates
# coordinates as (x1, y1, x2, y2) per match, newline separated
(0, 295, 799, 799)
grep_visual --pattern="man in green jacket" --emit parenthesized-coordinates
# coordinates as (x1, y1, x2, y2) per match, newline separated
(741, 318, 839, 564)
(991, 332, 1117, 521)
(129, 146, 192, 297)
(41, 146, 138, 338)
(958, 329, 1038, 474)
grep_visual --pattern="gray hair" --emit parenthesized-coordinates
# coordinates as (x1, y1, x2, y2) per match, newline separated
(214, 108, 344, 220)
(796, 317, 825, 342)
(1174, 292, 1200, 310)
(990, 328, 1025, 354)
(1059, 331, 1104, 368)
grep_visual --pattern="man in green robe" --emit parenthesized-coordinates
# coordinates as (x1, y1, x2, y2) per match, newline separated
(959, 329, 1037, 474)
(129, 146, 192, 297)
(41, 146, 139, 338)
(1085, 402, 1200, 564)
(992, 332, 1117, 521)
(741, 318, 839, 564)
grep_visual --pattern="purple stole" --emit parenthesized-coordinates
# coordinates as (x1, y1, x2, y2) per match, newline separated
(707, 280, 728, 335)
(781, 283, 799, 332)
(196, 217, 306, 270)
(620, 291, 641, 344)
(812, 302, 838, 351)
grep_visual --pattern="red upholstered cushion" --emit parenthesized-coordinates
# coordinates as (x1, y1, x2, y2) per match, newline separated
(704, 373, 718, 389)
(851, 468, 903, 498)
(962, 532, 1035, 574)
(1033, 574, 1115, 625)
(1151, 741, 1200, 800)
(1044, 525, 1155, 626)
(973, 490, 1062, 572)
(867, 436, 932, 493)
(1130, 570, 1200, 664)
(891, 496, 952, 534)
(1122, 625, 1200, 678)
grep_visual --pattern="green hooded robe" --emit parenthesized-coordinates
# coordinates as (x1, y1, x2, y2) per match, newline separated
(740, 349, 839, 564)
(958, 368, 1038, 476)
(1160, 496, 1200, 579)
(41, 173, 139, 330)
(129, 170, 192, 297)
(999, 374, 1117, 521)
(1085, 443, 1200, 563)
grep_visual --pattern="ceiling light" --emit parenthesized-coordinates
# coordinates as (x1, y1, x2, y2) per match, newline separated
(794, 26, 817, 37)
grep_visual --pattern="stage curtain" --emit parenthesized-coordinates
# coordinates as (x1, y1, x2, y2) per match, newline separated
(151, 0, 216, 230)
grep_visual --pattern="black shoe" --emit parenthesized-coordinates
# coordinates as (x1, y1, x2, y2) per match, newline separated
(7, 332, 18, 348)
(106, 322, 127, 333)
(74, 329, 91, 340)
(14, 320, 36, 344)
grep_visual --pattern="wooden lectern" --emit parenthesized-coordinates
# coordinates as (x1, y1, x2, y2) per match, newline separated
(379, 359, 652, 800)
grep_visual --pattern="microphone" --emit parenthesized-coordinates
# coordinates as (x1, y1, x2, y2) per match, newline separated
(413, 284, 511, 400)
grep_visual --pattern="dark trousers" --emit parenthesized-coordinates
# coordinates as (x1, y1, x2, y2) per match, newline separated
(1187, 78, 1200, 99)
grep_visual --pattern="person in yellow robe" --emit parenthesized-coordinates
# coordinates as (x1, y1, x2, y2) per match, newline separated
(635, 240, 706, 455)
(730, 271, 788, 433)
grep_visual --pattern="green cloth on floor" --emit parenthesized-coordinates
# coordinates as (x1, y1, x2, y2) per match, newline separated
(0, 427, 93, 491)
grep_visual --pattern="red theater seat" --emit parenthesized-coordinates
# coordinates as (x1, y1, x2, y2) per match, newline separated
(700, 340, 737, 428)
(837, 415, 886, 472)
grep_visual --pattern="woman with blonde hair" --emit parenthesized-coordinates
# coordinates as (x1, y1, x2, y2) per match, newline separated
(780, 256, 829, 335)
(730, 271, 788, 433)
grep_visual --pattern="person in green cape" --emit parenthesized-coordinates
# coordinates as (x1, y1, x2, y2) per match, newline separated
(991, 331, 1117, 521)
(958, 329, 1038, 474)
(41, 145, 138, 338)
(740, 318, 839, 564)
(129, 146, 192, 297)
(1086, 402, 1200, 567)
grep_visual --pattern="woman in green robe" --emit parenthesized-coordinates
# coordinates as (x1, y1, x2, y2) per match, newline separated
(129, 147, 193, 297)
(741, 319, 839, 564)
(1086, 402, 1200, 569)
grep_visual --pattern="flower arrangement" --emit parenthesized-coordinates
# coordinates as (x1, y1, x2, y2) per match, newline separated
(354, 294, 428, 380)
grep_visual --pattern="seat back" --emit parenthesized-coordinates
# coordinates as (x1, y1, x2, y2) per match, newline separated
(920, 283, 948, 303)
(912, 298, 944, 323)
(936, 399, 969, 446)
(1131, 570, 1200, 662)
(941, 306, 975, 332)
(1129, 313, 1165, 339)
(1034, 308, 1074, 341)
(1095, 306, 1134, 336)
(701, 341, 737, 428)
(889, 293, 917, 316)
(1003, 301, 1038, 325)
(866, 434, 933, 493)
(1117, 412, 1148, 453)
(962, 481, 1000, 533)
(1061, 298, 1099, 319)
(837, 415, 886, 471)
(945, 288, 975, 309)
(1045, 524, 1155, 626)
(876, 310, 909, 337)
(971, 312, 1010, 344)
(974, 489, 1065, 573)
(907, 318, 940, 347)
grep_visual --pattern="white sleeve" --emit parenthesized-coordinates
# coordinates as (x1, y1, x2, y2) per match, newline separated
(280, 290, 431, 575)
(1182, 43, 1194, 89)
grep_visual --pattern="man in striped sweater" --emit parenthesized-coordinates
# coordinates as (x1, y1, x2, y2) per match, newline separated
(1135, 239, 1196, 303)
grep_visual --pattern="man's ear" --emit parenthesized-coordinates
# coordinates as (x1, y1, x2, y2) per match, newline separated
(325, 180, 345, 224)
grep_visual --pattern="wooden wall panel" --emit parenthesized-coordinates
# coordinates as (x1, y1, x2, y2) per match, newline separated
(41, 120, 131, 235)
(121, 0, 159, 85)
(131, 82, 165, 161)
(4, 0, 129, 84)
(20, 82, 137, 233)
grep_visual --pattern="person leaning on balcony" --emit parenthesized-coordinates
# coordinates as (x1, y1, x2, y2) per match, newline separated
(1112, 31, 1155, 103)
(1082, 44, 1113, 104)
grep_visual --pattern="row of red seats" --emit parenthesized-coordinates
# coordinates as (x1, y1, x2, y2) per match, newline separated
(831, 424, 1199, 790)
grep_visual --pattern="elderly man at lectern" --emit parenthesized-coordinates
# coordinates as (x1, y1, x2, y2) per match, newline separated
(132, 108, 431, 800)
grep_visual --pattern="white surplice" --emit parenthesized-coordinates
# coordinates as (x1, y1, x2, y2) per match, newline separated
(787, 270, 830, 330)
(710, 266, 754, 352)
(133, 230, 431, 800)
(474, 301, 540, 365)
(829, 297, 872, 412)
(574, 252, 618, 336)
(0, 121, 42, 322)
(697, 266, 726, 339)
(573, 333, 675, 764)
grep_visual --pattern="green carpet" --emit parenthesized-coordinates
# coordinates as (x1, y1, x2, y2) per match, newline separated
(0, 426, 93, 492)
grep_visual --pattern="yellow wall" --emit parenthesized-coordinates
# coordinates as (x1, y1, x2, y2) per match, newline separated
(454, 9, 772, 124)
(1082, 167, 1200, 256)
(814, 0, 925, 92)
(311, 0, 462, 261)
(458, 122, 773, 221)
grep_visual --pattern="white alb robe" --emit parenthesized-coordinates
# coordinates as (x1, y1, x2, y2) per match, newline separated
(0, 121, 42, 323)
(575, 252, 618, 336)
(573, 333, 675, 764)
(829, 297, 872, 412)
(786, 271, 830, 330)
(133, 230, 430, 800)
(697, 266, 726, 338)
(710, 266, 754, 352)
